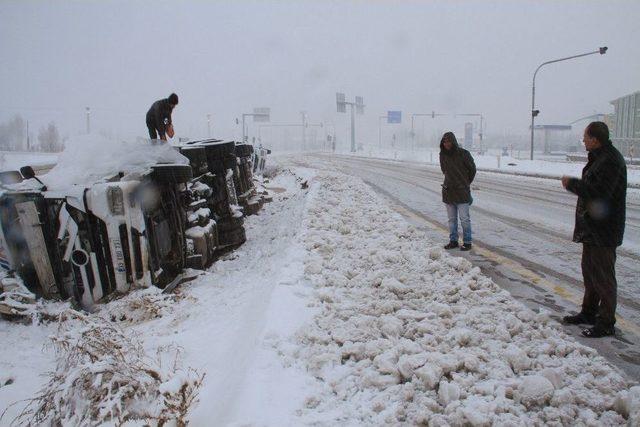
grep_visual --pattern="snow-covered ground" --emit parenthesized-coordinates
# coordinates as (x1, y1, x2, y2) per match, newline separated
(339, 147, 640, 186)
(0, 151, 58, 171)
(1, 156, 639, 425)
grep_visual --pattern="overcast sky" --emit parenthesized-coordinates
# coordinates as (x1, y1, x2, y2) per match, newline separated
(1, 0, 639, 147)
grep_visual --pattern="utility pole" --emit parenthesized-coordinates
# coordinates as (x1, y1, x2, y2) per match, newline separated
(379, 115, 387, 149)
(207, 114, 211, 137)
(301, 111, 307, 150)
(350, 104, 355, 152)
(26, 120, 30, 151)
(86, 107, 91, 134)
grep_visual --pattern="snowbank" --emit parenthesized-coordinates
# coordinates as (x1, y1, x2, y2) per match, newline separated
(42, 135, 188, 190)
(274, 166, 635, 425)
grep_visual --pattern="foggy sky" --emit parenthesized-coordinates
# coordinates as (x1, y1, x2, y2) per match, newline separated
(1, 0, 639, 147)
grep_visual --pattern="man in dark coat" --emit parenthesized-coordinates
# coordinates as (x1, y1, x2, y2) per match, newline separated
(440, 131, 477, 251)
(146, 93, 178, 141)
(562, 121, 627, 338)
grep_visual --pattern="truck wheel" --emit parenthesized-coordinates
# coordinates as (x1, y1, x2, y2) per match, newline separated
(150, 164, 193, 184)
(234, 144, 254, 157)
(218, 226, 246, 247)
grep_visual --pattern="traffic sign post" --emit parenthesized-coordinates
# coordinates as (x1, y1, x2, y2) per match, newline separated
(387, 111, 402, 124)
(242, 108, 271, 144)
(336, 92, 365, 153)
(379, 111, 402, 149)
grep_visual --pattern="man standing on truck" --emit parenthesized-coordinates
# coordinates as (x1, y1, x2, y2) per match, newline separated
(146, 93, 178, 141)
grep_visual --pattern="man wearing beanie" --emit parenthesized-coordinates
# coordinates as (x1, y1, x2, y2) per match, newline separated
(146, 93, 178, 141)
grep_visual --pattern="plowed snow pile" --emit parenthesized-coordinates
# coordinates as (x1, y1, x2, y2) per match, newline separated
(274, 169, 638, 425)
(2, 161, 639, 425)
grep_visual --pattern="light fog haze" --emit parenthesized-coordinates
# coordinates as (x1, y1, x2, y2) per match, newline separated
(1, 0, 639, 147)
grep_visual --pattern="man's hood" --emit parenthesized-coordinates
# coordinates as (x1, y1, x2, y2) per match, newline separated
(440, 132, 460, 154)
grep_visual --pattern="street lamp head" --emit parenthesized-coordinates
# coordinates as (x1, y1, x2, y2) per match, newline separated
(599, 46, 608, 54)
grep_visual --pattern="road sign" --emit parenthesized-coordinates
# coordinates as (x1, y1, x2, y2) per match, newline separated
(387, 111, 402, 124)
(336, 93, 346, 113)
(253, 107, 270, 122)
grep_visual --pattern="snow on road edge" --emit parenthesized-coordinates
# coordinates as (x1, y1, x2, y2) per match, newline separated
(271, 165, 638, 425)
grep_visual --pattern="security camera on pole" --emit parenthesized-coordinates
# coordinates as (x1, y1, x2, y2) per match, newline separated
(336, 93, 365, 153)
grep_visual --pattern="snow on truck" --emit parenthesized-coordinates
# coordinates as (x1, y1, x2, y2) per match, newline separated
(0, 137, 269, 316)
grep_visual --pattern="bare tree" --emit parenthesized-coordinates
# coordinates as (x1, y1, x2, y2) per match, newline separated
(37, 122, 62, 152)
(0, 115, 26, 151)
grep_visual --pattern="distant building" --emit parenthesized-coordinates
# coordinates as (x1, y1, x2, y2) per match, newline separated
(610, 91, 639, 157)
(531, 124, 573, 154)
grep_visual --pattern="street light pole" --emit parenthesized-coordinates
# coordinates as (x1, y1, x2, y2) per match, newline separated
(301, 111, 307, 151)
(207, 114, 211, 137)
(530, 46, 607, 160)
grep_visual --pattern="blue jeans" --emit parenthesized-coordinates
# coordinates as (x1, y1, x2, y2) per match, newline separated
(446, 203, 472, 244)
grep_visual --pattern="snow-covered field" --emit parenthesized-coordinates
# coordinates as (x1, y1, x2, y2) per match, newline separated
(1, 156, 639, 425)
(343, 147, 640, 186)
(0, 151, 58, 171)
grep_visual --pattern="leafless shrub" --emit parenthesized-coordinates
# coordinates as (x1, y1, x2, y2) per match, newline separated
(104, 287, 181, 325)
(11, 310, 204, 426)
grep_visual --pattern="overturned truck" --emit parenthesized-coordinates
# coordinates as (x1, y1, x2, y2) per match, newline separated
(0, 139, 270, 315)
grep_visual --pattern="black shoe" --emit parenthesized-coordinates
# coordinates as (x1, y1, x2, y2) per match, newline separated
(562, 312, 596, 325)
(460, 243, 472, 251)
(444, 241, 459, 250)
(582, 324, 615, 338)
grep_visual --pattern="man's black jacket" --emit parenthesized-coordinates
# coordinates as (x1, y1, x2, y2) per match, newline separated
(439, 136, 477, 204)
(567, 140, 627, 247)
(146, 98, 173, 138)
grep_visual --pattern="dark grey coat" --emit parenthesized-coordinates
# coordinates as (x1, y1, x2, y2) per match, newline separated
(566, 140, 626, 247)
(145, 98, 173, 138)
(439, 134, 476, 204)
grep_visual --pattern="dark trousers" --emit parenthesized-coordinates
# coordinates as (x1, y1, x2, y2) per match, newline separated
(581, 244, 617, 327)
(147, 121, 158, 139)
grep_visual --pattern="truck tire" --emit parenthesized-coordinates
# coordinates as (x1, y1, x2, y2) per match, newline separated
(179, 147, 208, 176)
(218, 226, 246, 247)
(217, 216, 244, 232)
(150, 164, 193, 184)
(234, 144, 253, 158)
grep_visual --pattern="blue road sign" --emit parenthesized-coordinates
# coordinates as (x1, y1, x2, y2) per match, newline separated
(387, 111, 402, 124)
